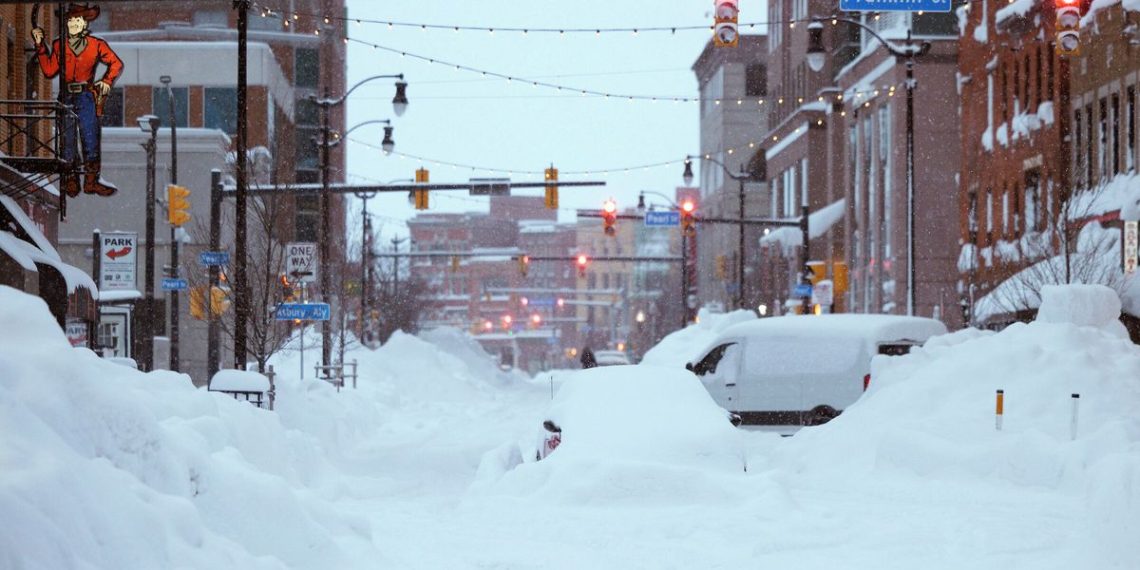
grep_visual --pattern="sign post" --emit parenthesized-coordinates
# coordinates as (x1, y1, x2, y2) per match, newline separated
(99, 232, 138, 291)
(286, 242, 318, 283)
(1124, 221, 1138, 274)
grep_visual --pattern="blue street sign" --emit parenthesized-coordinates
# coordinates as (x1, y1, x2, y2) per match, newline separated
(528, 297, 556, 307)
(161, 278, 189, 291)
(839, 0, 951, 12)
(199, 251, 230, 266)
(274, 303, 331, 321)
(794, 283, 813, 298)
(644, 210, 681, 227)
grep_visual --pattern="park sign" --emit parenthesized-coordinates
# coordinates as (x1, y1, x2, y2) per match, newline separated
(286, 242, 318, 283)
(839, 0, 952, 12)
(99, 232, 137, 291)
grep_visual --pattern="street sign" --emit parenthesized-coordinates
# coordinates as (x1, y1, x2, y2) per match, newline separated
(286, 242, 318, 283)
(199, 251, 230, 266)
(1125, 221, 1138, 274)
(274, 303, 331, 321)
(839, 0, 951, 12)
(99, 232, 138, 291)
(812, 280, 834, 307)
(527, 297, 556, 307)
(644, 211, 681, 227)
(469, 177, 511, 196)
(161, 278, 189, 291)
(794, 283, 813, 298)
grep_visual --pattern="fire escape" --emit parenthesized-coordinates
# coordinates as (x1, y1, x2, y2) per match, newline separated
(0, 98, 79, 218)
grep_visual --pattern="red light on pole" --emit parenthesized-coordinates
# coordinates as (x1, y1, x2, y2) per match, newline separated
(483, 320, 493, 331)
(577, 254, 589, 278)
(602, 199, 618, 236)
(556, 297, 565, 308)
(680, 199, 696, 237)
(531, 313, 542, 325)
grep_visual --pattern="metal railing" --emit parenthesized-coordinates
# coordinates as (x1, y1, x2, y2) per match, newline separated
(314, 359, 358, 392)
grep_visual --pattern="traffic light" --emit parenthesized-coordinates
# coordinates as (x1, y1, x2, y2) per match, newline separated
(530, 313, 542, 328)
(544, 165, 559, 209)
(210, 286, 231, 315)
(576, 254, 589, 278)
(715, 255, 727, 280)
(166, 184, 191, 226)
(451, 255, 460, 272)
(501, 314, 513, 330)
(189, 287, 206, 319)
(680, 199, 696, 237)
(519, 255, 530, 277)
(807, 261, 827, 285)
(279, 274, 293, 300)
(833, 261, 849, 293)
(714, 0, 739, 48)
(1056, 0, 1081, 56)
(414, 167, 429, 210)
(602, 199, 617, 236)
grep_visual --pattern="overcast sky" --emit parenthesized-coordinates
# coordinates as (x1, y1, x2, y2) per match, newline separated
(342, 0, 767, 243)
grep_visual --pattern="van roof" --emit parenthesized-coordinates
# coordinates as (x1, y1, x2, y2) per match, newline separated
(714, 314, 948, 345)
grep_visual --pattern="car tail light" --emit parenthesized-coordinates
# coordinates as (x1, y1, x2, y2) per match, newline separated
(863, 374, 871, 391)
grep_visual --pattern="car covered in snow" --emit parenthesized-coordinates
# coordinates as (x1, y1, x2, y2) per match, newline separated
(686, 314, 947, 427)
(529, 365, 745, 471)
(593, 350, 632, 367)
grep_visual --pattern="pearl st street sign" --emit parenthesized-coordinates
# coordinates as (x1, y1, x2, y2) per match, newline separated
(644, 211, 681, 227)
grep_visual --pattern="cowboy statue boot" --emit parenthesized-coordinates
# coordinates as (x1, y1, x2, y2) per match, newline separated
(83, 160, 118, 197)
(62, 174, 80, 197)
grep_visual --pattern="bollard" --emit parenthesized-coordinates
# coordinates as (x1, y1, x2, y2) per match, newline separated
(995, 389, 1004, 431)
(266, 364, 276, 411)
(1070, 393, 1080, 441)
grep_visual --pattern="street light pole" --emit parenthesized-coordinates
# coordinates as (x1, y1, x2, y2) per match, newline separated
(806, 18, 929, 316)
(234, 0, 250, 369)
(313, 74, 406, 370)
(685, 155, 754, 310)
(138, 115, 159, 372)
(161, 75, 180, 372)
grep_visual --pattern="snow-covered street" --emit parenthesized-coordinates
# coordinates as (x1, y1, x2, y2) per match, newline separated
(2, 284, 1138, 569)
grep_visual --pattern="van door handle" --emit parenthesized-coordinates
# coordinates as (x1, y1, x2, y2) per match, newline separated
(725, 382, 736, 387)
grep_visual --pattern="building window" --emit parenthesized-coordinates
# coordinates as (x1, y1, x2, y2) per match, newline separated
(986, 187, 994, 237)
(879, 106, 892, 259)
(1047, 44, 1055, 101)
(1000, 65, 1008, 123)
(152, 87, 189, 128)
(296, 126, 319, 171)
(204, 87, 238, 134)
(1002, 187, 1011, 237)
(1086, 103, 1094, 186)
(1012, 59, 1020, 114)
(1036, 47, 1044, 107)
(295, 97, 319, 127)
(1099, 97, 1108, 181)
(295, 196, 318, 241)
(295, 48, 320, 89)
(1128, 86, 1136, 172)
(967, 191, 978, 237)
(1112, 94, 1121, 175)
(745, 64, 767, 97)
(1025, 169, 1040, 233)
(1074, 109, 1083, 188)
(100, 87, 124, 127)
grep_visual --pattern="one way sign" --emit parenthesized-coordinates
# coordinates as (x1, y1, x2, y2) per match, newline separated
(286, 242, 318, 283)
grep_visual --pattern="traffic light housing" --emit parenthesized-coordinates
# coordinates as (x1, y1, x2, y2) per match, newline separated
(807, 261, 827, 285)
(451, 255, 460, 272)
(189, 287, 206, 319)
(832, 261, 849, 293)
(414, 167, 429, 210)
(210, 286, 231, 315)
(167, 184, 191, 226)
(576, 254, 589, 278)
(602, 199, 617, 237)
(715, 255, 727, 280)
(680, 199, 696, 237)
(1056, 0, 1081, 56)
(714, 0, 739, 48)
(279, 274, 293, 300)
(544, 165, 559, 209)
(519, 255, 530, 277)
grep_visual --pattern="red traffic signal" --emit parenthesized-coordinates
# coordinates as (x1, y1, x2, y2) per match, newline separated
(602, 198, 617, 236)
(1055, 0, 1081, 55)
(680, 199, 696, 237)
(714, 0, 739, 48)
(576, 254, 589, 278)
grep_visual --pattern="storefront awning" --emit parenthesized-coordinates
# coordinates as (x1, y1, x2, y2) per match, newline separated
(0, 194, 98, 299)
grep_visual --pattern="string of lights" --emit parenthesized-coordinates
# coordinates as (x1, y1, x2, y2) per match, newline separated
(346, 37, 903, 105)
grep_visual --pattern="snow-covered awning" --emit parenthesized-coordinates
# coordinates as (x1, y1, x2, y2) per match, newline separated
(759, 198, 846, 254)
(0, 195, 97, 298)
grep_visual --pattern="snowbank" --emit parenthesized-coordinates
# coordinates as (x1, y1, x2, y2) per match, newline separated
(639, 308, 757, 367)
(210, 369, 271, 392)
(776, 285, 1140, 564)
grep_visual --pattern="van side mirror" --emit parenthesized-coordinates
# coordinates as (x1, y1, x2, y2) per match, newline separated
(685, 362, 694, 372)
(542, 420, 561, 433)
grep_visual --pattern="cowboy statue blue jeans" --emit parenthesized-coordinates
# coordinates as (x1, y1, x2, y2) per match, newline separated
(61, 90, 99, 164)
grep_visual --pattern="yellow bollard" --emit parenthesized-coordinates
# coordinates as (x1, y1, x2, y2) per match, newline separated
(995, 389, 1004, 431)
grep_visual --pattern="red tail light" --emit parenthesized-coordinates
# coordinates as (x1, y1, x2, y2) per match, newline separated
(863, 374, 871, 391)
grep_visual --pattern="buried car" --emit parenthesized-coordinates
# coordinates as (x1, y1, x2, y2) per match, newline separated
(528, 365, 745, 471)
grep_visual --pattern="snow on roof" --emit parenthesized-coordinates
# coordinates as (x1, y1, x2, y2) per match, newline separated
(0, 230, 97, 296)
(210, 369, 270, 393)
(1069, 171, 1140, 220)
(98, 289, 143, 303)
(759, 198, 845, 253)
(1082, 0, 1122, 26)
(996, 0, 1039, 25)
(713, 313, 947, 349)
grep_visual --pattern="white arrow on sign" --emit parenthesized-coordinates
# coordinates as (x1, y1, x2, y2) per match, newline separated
(286, 242, 318, 283)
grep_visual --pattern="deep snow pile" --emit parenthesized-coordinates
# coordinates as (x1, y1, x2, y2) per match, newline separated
(776, 284, 1140, 565)
(639, 307, 757, 367)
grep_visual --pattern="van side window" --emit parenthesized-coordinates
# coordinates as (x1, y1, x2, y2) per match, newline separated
(693, 343, 737, 376)
(878, 343, 916, 356)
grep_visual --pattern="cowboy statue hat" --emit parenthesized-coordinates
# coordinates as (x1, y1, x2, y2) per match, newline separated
(65, 3, 100, 21)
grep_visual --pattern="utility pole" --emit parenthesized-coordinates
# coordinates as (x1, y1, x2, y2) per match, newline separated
(140, 116, 158, 372)
(233, 0, 250, 369)
(208, 170, 222, 382)
(161, 75, 180, 372)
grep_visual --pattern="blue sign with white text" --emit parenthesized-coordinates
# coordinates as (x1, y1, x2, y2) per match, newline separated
(794, 283, 813, 298)
(644, 211, 681, 227)
(840, 0, 951, 12)
(274, 303, 331, 321)
(199, 251, 230, 266)
(161, 278, 189, 291)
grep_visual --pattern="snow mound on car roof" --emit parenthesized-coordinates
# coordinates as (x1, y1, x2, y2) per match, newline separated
(640, 309, 757, 367)
(777, 284, 1140, 563)
(474, 365, 750, 504)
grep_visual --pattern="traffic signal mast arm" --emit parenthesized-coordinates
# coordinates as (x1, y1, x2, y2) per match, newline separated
(514, 255, 683, 263)
(220, 180, 605, 196)
(577, 209, 803, 227)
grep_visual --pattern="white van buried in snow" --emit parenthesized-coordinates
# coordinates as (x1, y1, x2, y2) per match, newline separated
(686, 314, 947, 428)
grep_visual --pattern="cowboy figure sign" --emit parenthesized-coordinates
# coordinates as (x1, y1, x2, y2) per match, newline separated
(31, 2, 123, 197)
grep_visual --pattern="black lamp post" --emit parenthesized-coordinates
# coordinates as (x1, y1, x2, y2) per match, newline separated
(137, 114, 160, 371)
(312, 75, 405, 370)
(684, 155, 756, 310)
(807, 17, 930, 316)
(160, 75, 181, 372)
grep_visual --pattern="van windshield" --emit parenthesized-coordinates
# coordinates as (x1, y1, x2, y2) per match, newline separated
(744, 337, 864, 375)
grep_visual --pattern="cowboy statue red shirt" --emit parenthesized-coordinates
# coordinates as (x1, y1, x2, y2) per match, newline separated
(32, 2, 123, 198)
